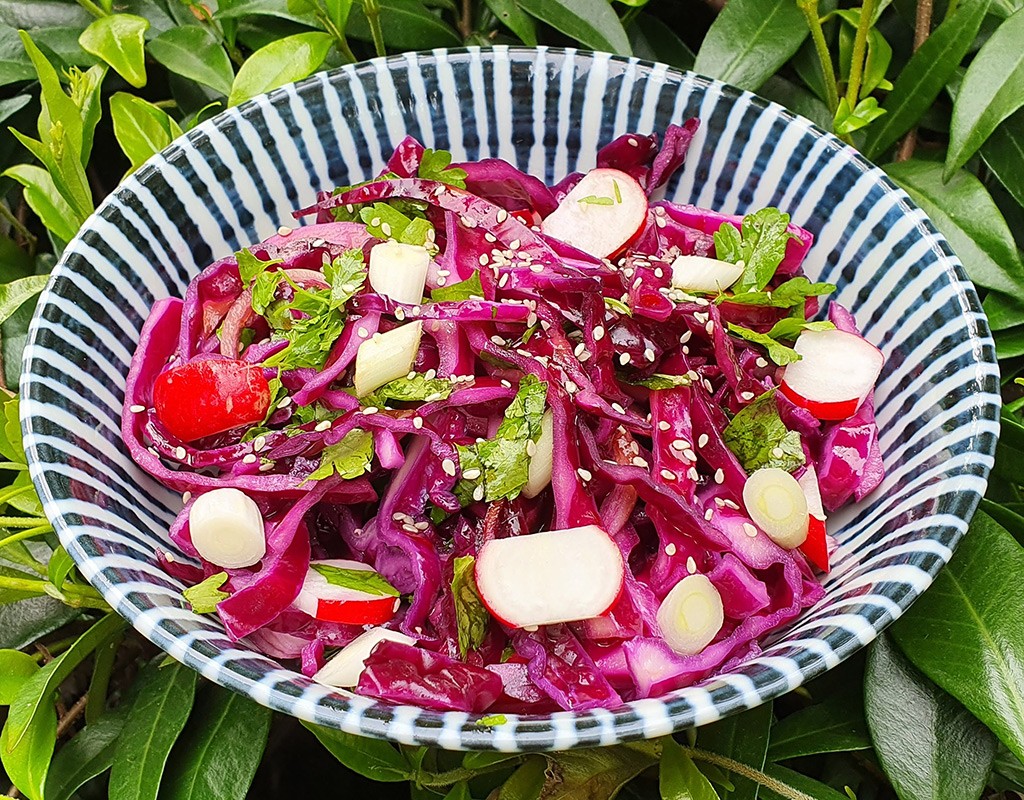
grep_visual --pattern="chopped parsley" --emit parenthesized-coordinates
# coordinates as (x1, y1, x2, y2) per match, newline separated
(451, 555, 490, 658)
(305, 429, 374, 483)
(723, 390, 805, 473)
(431, 271, 484, 302)
(363, 374, 455, 408)
(310, 563, 399, 597)
(236, 247, 282, 285)
(578, 195, 615, 206)
(727, 320, 835, 366)
(418, 148, 468, 188)
(713, 208, 798, 293)
(631, 373, 694, 390)
(718, 276, 835, 309)
(183, 572, 230, 614)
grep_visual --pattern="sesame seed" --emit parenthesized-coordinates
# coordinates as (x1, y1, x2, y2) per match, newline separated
(357, 326, 369, 338)
(362, 406, 379, 415)
(485, 232, 497, 243)
(370, 216, 381, 227)
(694, 311, 709, 324)
(412, 306, 422, 317)
(577, 467, 593, 482)
(740, 391, 755, 401)
(756, 357, 768, 368)
(658, 420, 671, 431)
(743, 523, 758, 538)
(593, 326, 605, 341)
(496, 209, 508, 223)
(628, 137, 638, 147)
(380, 222, 392, 237)
(632, 276, 642, 290)
(479, 254, 489, 266)
(499, 273, 509, 288)
(473, 484, 485, 501)
(526, 439, 537, 456)
(619, 352, 631, 365)
(565, 380, 578, 394)
(655, 267, 664, 279)
(684, 449, 697, 462)
(530, 264, 544, 273)
(182, 491, 192, 504)
(772, 447, 785, 458)
(527, 312, 539, 327)
(415, 521, 429, 530)
(671, 439, 687, 451)
(315, 420, 332, 432)
(688, 467, 700, 481)
(442, 458, 457, 476)
(661, 469, 676, 481)
(644, 347, 656, 362)
(574, 342, 586, 357)
(491, 335, 506, 346)
(724, 499, 740, 510)
(687, 557, 697, 574)
(632, 456, 649, 468)
(243, 453, 257, 464)
(698, 434, 709, 448)
(148, 446, 159, 456)
(424, 393, 442, 402)
(509, 239, 520, 250)
(612, 402, 626, 414)
(260, 461, 275, 471)
(425, 369, 437, 380)
(277, 225, 292, 236)
(463, 468, 482, 480)
(437, 269, 451, 277)
(413, 416, 424, 429)
(704, 380, 714, 393)
(175, 446, 187, 460)
(500, 379, 512, 389)
(680, 330, 693, 344)
(714, 468, 725, 484)
(704, 508, 714, 521)
(687, 370, 700, 381)
(665, 543, 677, 556)
(129, 404, 145, 413)
(683, 346, 690, 354)
(395, 307, 406, 320)
(705, 320, 715, 335)
(437, 276, 447, 286)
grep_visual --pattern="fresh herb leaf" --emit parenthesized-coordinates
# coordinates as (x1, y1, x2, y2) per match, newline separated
(713, 208, 797, 293)
(478, 714, 508, 727)
(727, 320, 835, 366)
(631, 373, 695, 390)
(604, 296, 633, 315)
(251, 270, 283, 316)
(236, 247, 282, 285)
(264, 310, 344, 370)
(359, 203, 433, 246)
(418, 148, 467, 189)
(766, 318, 835, 339)
(577, 194, 615, 206)
(613, 179, 622, 203)
(719, 276, 836, 308)
(310, 563, 400, 597)
(305, 429, 374, 482)
(496, 374, 548, 441)
(364, 374, 455, 407)
(723, 390, 805, 473)
(323, 249, 367, 308)
(182, 572, 229, 614)
(291, 403, 339, 426)
(451, 555, 490, 658)
(431, 271, 484, 302)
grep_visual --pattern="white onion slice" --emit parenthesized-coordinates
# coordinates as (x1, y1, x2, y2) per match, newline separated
(368, 241, 430, 305)
(657, 575, 724, 656)
(354, 321, 423, 397)
(742, 467, 809, 549)
(312, 628, 417, 688)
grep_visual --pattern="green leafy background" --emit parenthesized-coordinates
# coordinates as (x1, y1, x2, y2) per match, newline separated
(2, 0, 1024, 798)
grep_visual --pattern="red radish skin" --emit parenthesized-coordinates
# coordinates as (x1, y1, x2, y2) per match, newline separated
(540, 169, 648, 259)
(295, 559, 400, 626)
(780, 329, 884, 421)
(153, 359, 271, 443)
(800, 516, 830, 573)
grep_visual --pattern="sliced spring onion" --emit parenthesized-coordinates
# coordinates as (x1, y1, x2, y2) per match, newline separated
(742, 467, 809, 549)
(670, 255, 744, 294)
(522, 410, 554, 498)
(313, 627, 417, 688)
(354, 321, 423, 397)
(188, 488, 266, 569)
(368, 241, 430, 305)
(656, 574, 724, 656)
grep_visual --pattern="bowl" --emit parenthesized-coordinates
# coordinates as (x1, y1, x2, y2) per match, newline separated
(20, 46, 1000, 751)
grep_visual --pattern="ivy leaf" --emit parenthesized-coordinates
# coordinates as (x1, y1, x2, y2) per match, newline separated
(723, 390, 804, 473)
(147, 26, 234, 97)
(110, 93, 183, 173)
(306, 429, 374, 482)
(451, 555, 489, 658)
(182, 572, 230, 614)
(228, 32, 332, 107)
(310, 563, 399, 597)
(78, 14, 149, 88)
(431, 271, 484, 302)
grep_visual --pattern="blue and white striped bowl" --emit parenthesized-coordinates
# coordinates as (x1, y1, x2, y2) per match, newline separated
(21, 47, 999, 750)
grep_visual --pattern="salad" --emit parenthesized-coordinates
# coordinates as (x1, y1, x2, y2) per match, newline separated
(122, 121, 885, 714)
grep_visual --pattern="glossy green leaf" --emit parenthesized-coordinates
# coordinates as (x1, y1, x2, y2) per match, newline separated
(542, 743, 659, 800)
(768, 690, 870, 761)
(0, 698, 56, 800)
(2, 165, 78, 243)
(46, 545, 74, 589)
(983, 291, 1024, 331)
(693, 0, 807, 91)
(496, 757, 546, 800)
(660, 738, 718, 800)
(347, 0, 460, 49)
(0, 273, 50, 327)
(147, 26, 234, 97)
(44, 710, 128, 800)
(110, 92, 183, 172)
(18, 30, 82, 156)
(759, 75, 832, 130)
(86, 626, 121, 724)
(228, 31, 332, 107)
(0, 25, 34, 85)
(982, 107, 1024, 209)
(945, 7, 1024, 177)
(442, 783, 471, 800)
(108, 659, 198, 800)
(32, 25, 100, 69)
(885, 159, 1024, 296)
(484, 0, 537, 46)
(862, 0, 990, 159)
(78, 14, 149, 88)
(866, 634, 996, 800)
(697, 702, 771, 800)
(759, 764, 850, 800)
(0, 649, 38, 704)
(161, 685, 271, 800)
(0, 595, 78, 650)
(628, 15, 695, 71)
(302, 722, 412, 781)
(516, 0, 630, 54)
(891, 510, 1024, 765)
(214, 0, 318, 23)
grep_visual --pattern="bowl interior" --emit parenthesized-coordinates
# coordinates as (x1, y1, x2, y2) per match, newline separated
(21, 47, 999, 751)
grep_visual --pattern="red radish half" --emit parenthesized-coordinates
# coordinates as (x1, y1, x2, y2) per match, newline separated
(540, 169, 647, 259)
(780, 329, 884, 421)
(313, 628, 416, 688)
(797, 466, 830, 573)
(474, 525, 624, 628)
(295, 559, 400, 625)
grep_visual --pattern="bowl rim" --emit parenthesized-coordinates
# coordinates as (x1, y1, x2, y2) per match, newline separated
(20, 45, 1000, 750)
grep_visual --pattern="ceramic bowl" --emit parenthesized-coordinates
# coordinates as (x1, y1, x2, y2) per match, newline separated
(20, 47, 1000, 751)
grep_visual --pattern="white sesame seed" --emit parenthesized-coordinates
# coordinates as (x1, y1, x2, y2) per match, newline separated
(656, 216, 666, 228)
(496, 209, 508, 223)
(687, 370, 700, 381)
(619, 353, 631, 365)
(415, 521, 429, 530)
(724, 499, 740, 510)
(362, 406, 379, 415)
(260, 461, 275, 471)
(632, 456, 649, 468)
(485, 232, 497, 243)
(437, 276, 447, 286)
(530, 264, 544, 274)
(509, 239, 521, 250)
(705, 320, 715, 335)
(714, 468, 725, 484)
(412, 305, 422, 317)
(772, 447, 785, 458)
(756, 357, 768, 368)
(688, 467, 700, 481)
(380, 222, 392, 237)
(491, 335, 506, 345)
(242, 453, 257, 464)
(694, 312, 708, 324)
(565, 380, 579, 394)
(182, 491, 192, 504)
(704, 508, 714, 521)
(658, 420, 671, 431)
(413, 416, 424, 429)
(277, 225, 292, 236)
(499, 273, 509, 288)
(644, 347, 656, 362)
(661, 469, 676, 481)
(687, 556, 697, 574)
(148, 446, 159, 456)
(357, 326, 369, 338)
(437, 269, 451, 278)
(683, 449, 697, 462)
(442, 458, 456, 476)
(628, 137, 638, 147)
(704, 379, 715, 393)
(574, 342, 586, 357)
(577, 467, 593, 482)
(698, 434, 709, 449)
(473, 484, 486, 501)
(671, 440, 687, 451)
(665, 543, 677, 556)
(479, 254, 489, 265)
(593, 326, 605, 341)
(425, 369, 437, 380)
(175, 446, 187, 460)
(654, 267, 664, 279)
(395, 307, 406, 320)
(741, 391, 755, 401)
(612, 402, 626, 414)
(743, 523, 758, 538)
(129, 404, 145, 413)
(315, 420, 332, 432)
(463, 468, 482, 480)
(680, 330, 693, 344)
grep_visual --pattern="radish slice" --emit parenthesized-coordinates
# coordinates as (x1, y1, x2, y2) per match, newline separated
(313, 628, 416, 688)
(522, 410, 554, 498)
(742, 468, 809, 549)
(188, 488, 266, 569)
(780, 329, 884, 421)
(295, 559, 401, 625)
(670, 255, 744, 294)
(797, 466, 831, 573)
(540, 168, 648, 258)
(657, 575, 724, 656)
(368, 241, 430, 305)
(474, 525, 624, 628)
(354, 321, 423, 397)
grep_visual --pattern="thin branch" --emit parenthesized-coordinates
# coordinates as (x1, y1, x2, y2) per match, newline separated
(896, 0, 935, 161)
(682, 747, 816, 800)
(458, 0, 472, 38)
(798, 0, 840, 115)
(56, 694, 89, 739)
(0, 201, 38, 258)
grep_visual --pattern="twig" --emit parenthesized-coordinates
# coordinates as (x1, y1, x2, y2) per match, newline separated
(896, 0, 935, 161)
(682, 747, 816, 800)
(56, 694, 89, 739)
(361, 0, 387, 58)
(458, 0, 472, 38)
(0, 201, 38, 258)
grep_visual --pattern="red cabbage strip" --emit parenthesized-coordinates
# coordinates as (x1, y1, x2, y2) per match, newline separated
(549, 390, 601, 530)
(424, 319, 472, 376)
(292, 312, 381, 406)
(386, 135, 425, 177)
(178, 257, 239, 360)
(648, 119, 701, 194)
(512, 625, 622, 711)
(650, 387, 698, 500)
(454, 156, 558, 216)
(349, 294, 532, 324)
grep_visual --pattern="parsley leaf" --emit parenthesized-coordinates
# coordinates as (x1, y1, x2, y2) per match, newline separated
(418, 148, 468, 188)
(322, 249, 367, 308)
(713, 208, 798, 293)
(305, 429, 374, 482)
(723, 390, 805, 472)
(604, 297, 632, 316)
(236, 247, 282, 285)
(310, 563, 399, 597)
(452, 555, 490, 658)
(727, 320, 835, 366)
(251, 270, 283, 315)
(630, 373, 695, 390)
(577, 195, 615, 206)
(363, 374, 455, 408)
(478, 714, 508, 727)
(359, 203, 434, 246)
(183, 572, 230, 614)
(431, 271, 484, 302)
(719, 277, 836, 308)
(766, 318, 835, 339)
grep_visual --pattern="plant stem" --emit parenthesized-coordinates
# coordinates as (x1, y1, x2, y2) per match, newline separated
(0, 481, 38, 506)
(0, 574, 108, 609)
(844, 0, 879, 108)
(0, 201, 38, 258)
(896, 0, 934, 161)
(0, 516, 52, 528)
(317, 9, 358, 63)
(0, 524, 53, 549)
(458, 0, 473, 38)
(682, 747, 816, 800)
(361, 0, 387, 58)
(797, 0, 840, 115)
(56, 693, 89, 738)
(417, 759, 525, 788)
(1005, 395, 1024, 413)
(74, 0, 108, 17)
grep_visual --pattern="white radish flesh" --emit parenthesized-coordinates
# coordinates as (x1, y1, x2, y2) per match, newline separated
(354, 321, 423, 397)
(295, 559, 400, 625)
(522, 410, 554, 498)
(742, 468, 809, 549)
(368, 241, 430, 305)
(797, 465, 827, 523)
(670, 255, 744, 294)
(188, 488, 266, 569)
(657, 574, 724, 656)
(540, 168, 648, 258)
(312, 627, 416, 688)
(780, 329, 884, 421)
(474, 525, 624, 628)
